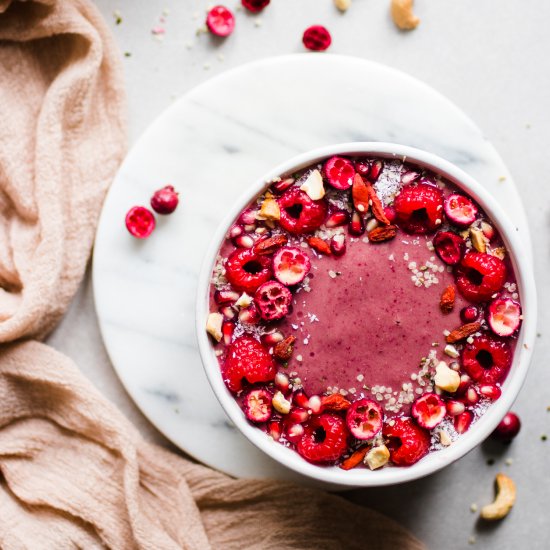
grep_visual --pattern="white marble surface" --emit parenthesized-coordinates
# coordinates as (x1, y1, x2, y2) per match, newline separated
(47, 1, 550, 548)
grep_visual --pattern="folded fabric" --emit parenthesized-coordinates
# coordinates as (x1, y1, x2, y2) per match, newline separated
(0, 342, 425, 549)
(0, 0, 425, 548)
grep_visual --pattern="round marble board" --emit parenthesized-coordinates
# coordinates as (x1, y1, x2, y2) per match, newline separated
(93, 54, 532, 483)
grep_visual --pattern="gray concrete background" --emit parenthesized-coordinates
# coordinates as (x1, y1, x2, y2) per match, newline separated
(48, 1, 550, 548)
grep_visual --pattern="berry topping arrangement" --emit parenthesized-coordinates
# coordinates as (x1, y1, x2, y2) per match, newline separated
(205, 155, 523, 470)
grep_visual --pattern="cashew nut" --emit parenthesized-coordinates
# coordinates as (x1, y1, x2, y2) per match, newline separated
(470, 227, 487, 253)
(390, 0, 420, 30)
(257, 193, 280, 221)
(206, 312, 224, 342)
(272, 391, 291, 415)
(334, 0, 351, 12)
(300, 169, 325, 201)
(480, 473, 516, 520)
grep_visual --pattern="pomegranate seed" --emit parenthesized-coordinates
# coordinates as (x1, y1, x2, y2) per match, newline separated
(268, 420, 282, 441)
(262, 331, 285, 346)
(255, 227, 269, 235)
(492, 412, 521, 442)
(289, 407, 310, 424)
(481, 222, 495, 241)
(460, 305, 480, 323)
(229, 225, 243, 239)
(274, 372, 290, 393)
(446, 400, 465, 417)
(369, 160, 383, 182)
(150, 185, 179, 215)
(457, 374, 472, 396)
(125, 206, 156, 239)
(222, 321, 234, 345)
(325, 210, 350, 228)
(348, 211, 365, 236)
(401, 170, 420, 184)
(384, 205, 396, 223)
(214, 289, 240, 305)
(220, 306, 236, 320)
(206, 5, 235, 37)
(271, 177, 295, 194)
(465, 386, 479, 405)
(355, 160, 370, 176)
(308, 395, 322, 414)
(479, 384, 502, 400)
(244, 224, 256, 232)
(285, 423, 305, 443)
(239, 208, 257, 226)
(233, 234, 255, 248)
(302, 25, 331, 52)
(330, 233, 346, 256)
(454, 410, 474, 434)
(238, 304, 260, 324)
(293, 390, 310, 409)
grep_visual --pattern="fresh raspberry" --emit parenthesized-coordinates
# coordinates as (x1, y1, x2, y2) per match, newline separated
(345, 399, 383, 440)
(222, 336, 276, 393)
(297, 414, 349, 463)
(302, 25, 332, 52)
(444, 193, 478, 227)
(254, 281, 292, 321)
(323, 156, 355, 190)
(454, 252, 507, 302)
(225, 248, 272, 294)
(150, 185, 179, 214)
(394, 182, 444, 234)
(433, 231, 465, 265)
(461, 334, 512, 384)
(125, 206, 155, 239)
(411, 393, 446, 429)
(383, 417, 431, 467)
(206, 6, 235, 37)
(277, 188, 328, 234)
(241, 0, 270, 12)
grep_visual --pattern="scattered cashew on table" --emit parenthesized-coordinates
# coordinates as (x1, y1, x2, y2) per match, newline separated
(480, 473, 517, 520)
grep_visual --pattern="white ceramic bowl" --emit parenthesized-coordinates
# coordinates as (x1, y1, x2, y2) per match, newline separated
(196, 143, 537, 487)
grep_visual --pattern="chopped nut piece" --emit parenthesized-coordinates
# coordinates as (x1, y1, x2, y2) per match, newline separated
(439, 430, 452, 446)
(272, 390, 291, 414)
(365, 444, 390, 470)
(470, 227, 487, 253)
(434, 361, 460, 393)
(257, 193, 280, 221)
(480, 473, 516, 520)
(444, 344, 460, 358)
(334, 0, 351, 11)
(206, 312, 223, 342)
(491, 247, 506, 260)
(235, 293, 252, 308)
(300, 169, 325, 200)
(391, 0, 420, 30)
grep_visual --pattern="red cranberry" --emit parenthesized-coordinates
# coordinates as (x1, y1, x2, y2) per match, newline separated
(460, 305, 480, 323)
(302, 25, 332, 51)
(150, 185, 179, 214)
(125, 206, 155, 239)
(492, 412, 521, 442)
(206, 5, 235, 37)
(242, 0, 270, 12)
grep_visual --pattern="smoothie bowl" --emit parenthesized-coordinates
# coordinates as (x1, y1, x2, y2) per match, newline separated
(196, 143, 536, 487)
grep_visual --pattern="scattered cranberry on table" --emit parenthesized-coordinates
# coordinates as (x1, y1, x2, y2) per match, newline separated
(151, 185, 179, 214)
(206, 5, 235, 37)
(302, 25, 332, 52)
(125, 206, 156, 239)
(492, 412, 521, 442)
(241, 0, 270, 13)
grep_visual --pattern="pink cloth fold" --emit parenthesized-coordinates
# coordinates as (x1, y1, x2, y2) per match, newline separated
(0, 1, 425, 548)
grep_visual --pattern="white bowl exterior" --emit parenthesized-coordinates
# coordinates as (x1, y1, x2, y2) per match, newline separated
(196, 142, 537, 487)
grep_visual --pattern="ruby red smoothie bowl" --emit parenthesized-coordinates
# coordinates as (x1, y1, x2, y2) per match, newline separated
(196, 143, 536, 486)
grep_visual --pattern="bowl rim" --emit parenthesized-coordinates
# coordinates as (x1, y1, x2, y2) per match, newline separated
(195, 142, 537, 487)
